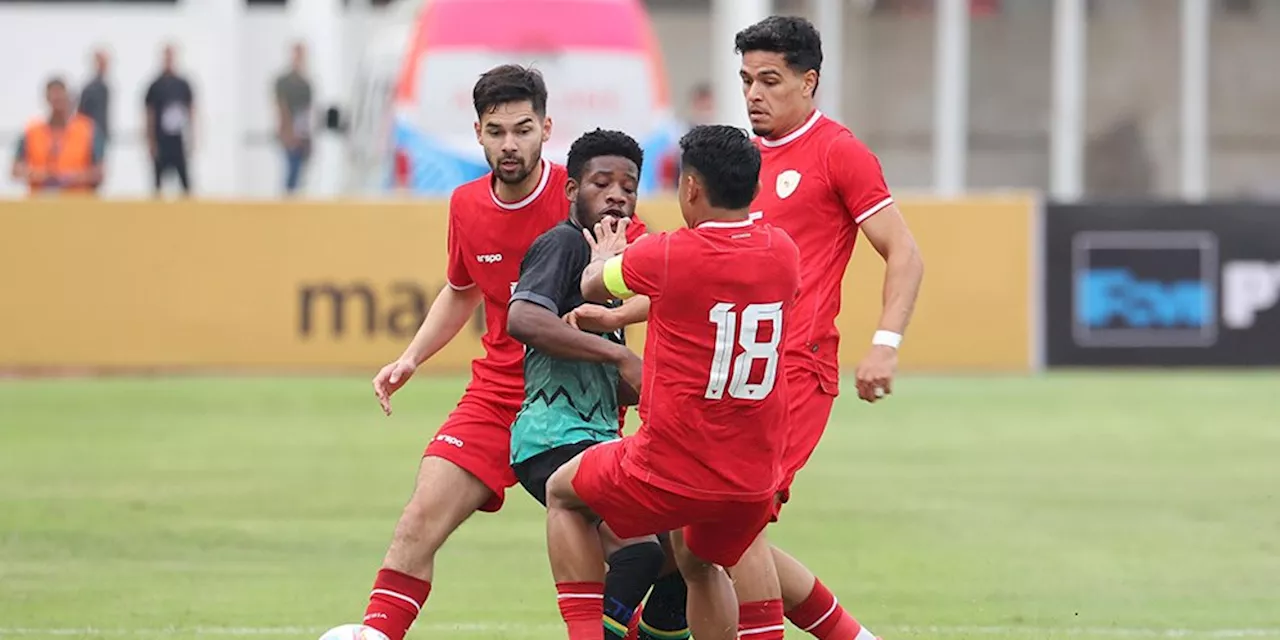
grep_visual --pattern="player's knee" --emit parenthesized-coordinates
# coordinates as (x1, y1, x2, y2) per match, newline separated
(671, 539, 716, 579)
(544, 464, 577, 510)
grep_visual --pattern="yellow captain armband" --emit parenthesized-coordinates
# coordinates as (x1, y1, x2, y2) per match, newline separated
(602, 255, 635, 300)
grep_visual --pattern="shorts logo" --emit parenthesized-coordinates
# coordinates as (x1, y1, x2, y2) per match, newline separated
(776, 170, 801, 199)
(434, 434, 464, 448)
(476, 253, 503, 264)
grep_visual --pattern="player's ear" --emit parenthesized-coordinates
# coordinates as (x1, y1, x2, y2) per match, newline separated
(473, 120, 482, 145)
(565, 177, 579, 203)
(541, 115, 553, 143)
(803, 69, 818, 98)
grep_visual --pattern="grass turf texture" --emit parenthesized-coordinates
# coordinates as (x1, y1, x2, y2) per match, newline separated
(1, 373, 1277, 640)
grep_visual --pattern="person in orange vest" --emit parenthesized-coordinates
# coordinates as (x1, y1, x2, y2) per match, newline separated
(11, 77, 105, 195)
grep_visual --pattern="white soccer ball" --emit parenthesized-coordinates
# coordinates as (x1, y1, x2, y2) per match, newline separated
(318, 624, 390, 640)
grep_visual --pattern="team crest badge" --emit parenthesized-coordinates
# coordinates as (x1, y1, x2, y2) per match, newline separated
(776, 170, 801, 199)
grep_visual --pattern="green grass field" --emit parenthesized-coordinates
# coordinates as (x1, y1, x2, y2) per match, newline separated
(1, 373, 1278, 640)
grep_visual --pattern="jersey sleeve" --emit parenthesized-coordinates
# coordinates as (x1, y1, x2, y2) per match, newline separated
(446, 191, 475, 290)
(604, 233, 668, 299)
(511, 229, 588, 315)
(826, 134, 894, 225)
(625, 215, 649, 242)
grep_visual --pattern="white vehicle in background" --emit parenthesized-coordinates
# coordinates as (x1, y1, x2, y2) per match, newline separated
(342, 0, 680, 196)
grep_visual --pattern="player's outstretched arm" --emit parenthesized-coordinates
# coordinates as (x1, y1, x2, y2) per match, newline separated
(508, 300, 636, 365)
(401, 284, 484, 366)
(372, 284, 482, 415)
(564, 295, 650, 332)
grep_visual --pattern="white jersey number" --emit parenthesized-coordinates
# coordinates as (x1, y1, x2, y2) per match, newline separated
(704, 302, 784, 401)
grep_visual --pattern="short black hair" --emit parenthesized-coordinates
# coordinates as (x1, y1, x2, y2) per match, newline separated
(472, 64, 548, 118)
(679, 125, 760, 210)
(734, 16, 823, 91)
(566, 128, 645, 182)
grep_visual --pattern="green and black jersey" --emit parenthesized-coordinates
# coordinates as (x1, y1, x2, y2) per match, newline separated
(508, 220, 626, 466)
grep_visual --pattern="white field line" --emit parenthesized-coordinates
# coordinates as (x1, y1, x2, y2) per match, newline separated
(2, 624, 1280, 638)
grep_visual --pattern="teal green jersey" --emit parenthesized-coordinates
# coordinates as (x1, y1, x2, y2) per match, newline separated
(509, 221, 625, 465)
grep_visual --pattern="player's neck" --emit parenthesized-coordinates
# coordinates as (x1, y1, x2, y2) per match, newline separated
(492, 159, 545, 204)
(691, 209, 751, 228)
(765, 107, 819, 142)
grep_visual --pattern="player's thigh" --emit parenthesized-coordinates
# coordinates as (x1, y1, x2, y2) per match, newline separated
(683, 498, 775, 568)
(570, 439, 678, 540)
(513, 441, 597, 507)
(395, 455, 494, 550)
(667, 529, 718, 582)
(425, 389, 521, 513)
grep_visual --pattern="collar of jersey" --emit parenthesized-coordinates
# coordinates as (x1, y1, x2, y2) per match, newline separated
(758, 110, 823, 148)
(490, 158, 550, 210)
(696, 218, 756, 230)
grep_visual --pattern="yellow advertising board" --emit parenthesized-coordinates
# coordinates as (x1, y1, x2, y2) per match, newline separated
(0, 195, 1035, 373)
(624, 195, 1037, 372)
(0, 200, 483, 371)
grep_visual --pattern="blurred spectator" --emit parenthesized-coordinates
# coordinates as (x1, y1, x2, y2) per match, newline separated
(11, 77, 105, 196)
(1086, 113, 1154, 198)
(145, 43, 195, 197)
(686, 81, 715, 127)
(659, 82, 716, 190)
(78, 48, 111, 145)
(275, 42, 313, 196)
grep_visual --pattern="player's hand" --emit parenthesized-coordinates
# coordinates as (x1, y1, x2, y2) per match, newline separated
(372, 358, 417, 416)
(584, 215, 631, 262)
(563, 305, 622, 333)
(616, 351, 643, 396)
(854, 345, 897, 403)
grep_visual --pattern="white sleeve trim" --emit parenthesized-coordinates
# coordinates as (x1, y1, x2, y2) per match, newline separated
(854, 197, 894, 224)
(447, 280, 476, 291)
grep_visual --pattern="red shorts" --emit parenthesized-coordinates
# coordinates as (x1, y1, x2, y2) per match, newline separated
(423, 386, 521, 513)
(773, 368, 837, 519)
(573, 439, 774, 568)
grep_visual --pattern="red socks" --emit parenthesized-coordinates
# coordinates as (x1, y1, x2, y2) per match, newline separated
(739, 599, 786, 640)
(786, 579, 871, 640)
(363, 568, 432, 640)
(557, 581, 606, 640)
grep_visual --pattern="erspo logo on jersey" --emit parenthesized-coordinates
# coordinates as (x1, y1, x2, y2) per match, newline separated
(476, 253, 504, 264)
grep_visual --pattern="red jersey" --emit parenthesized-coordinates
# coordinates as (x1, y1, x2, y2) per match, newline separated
(751, 111, 893, 394)
(446, 159, 649, 396)
(447, 160, 570, 395)
(605, 219, 801, 501)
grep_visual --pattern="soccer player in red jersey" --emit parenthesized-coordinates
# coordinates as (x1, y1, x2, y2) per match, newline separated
(356, 65, 629, 640)
(543, 124, 800, 640)
(568, 16, 924, 640)
(735, 17, 924, 640)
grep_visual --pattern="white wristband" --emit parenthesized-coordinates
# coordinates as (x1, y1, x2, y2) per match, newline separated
(872, 330, 903, 349)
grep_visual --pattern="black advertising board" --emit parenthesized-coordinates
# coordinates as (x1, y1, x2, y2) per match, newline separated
(1045, 203, 1280, 366)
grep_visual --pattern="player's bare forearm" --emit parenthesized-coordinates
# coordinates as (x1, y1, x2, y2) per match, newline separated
(580, 259, 612, 303)
(399, 284, 482, 366)
(509, 300, 632, 364)
(861, 204, 924, 334)
(612, 296, 650, 327)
